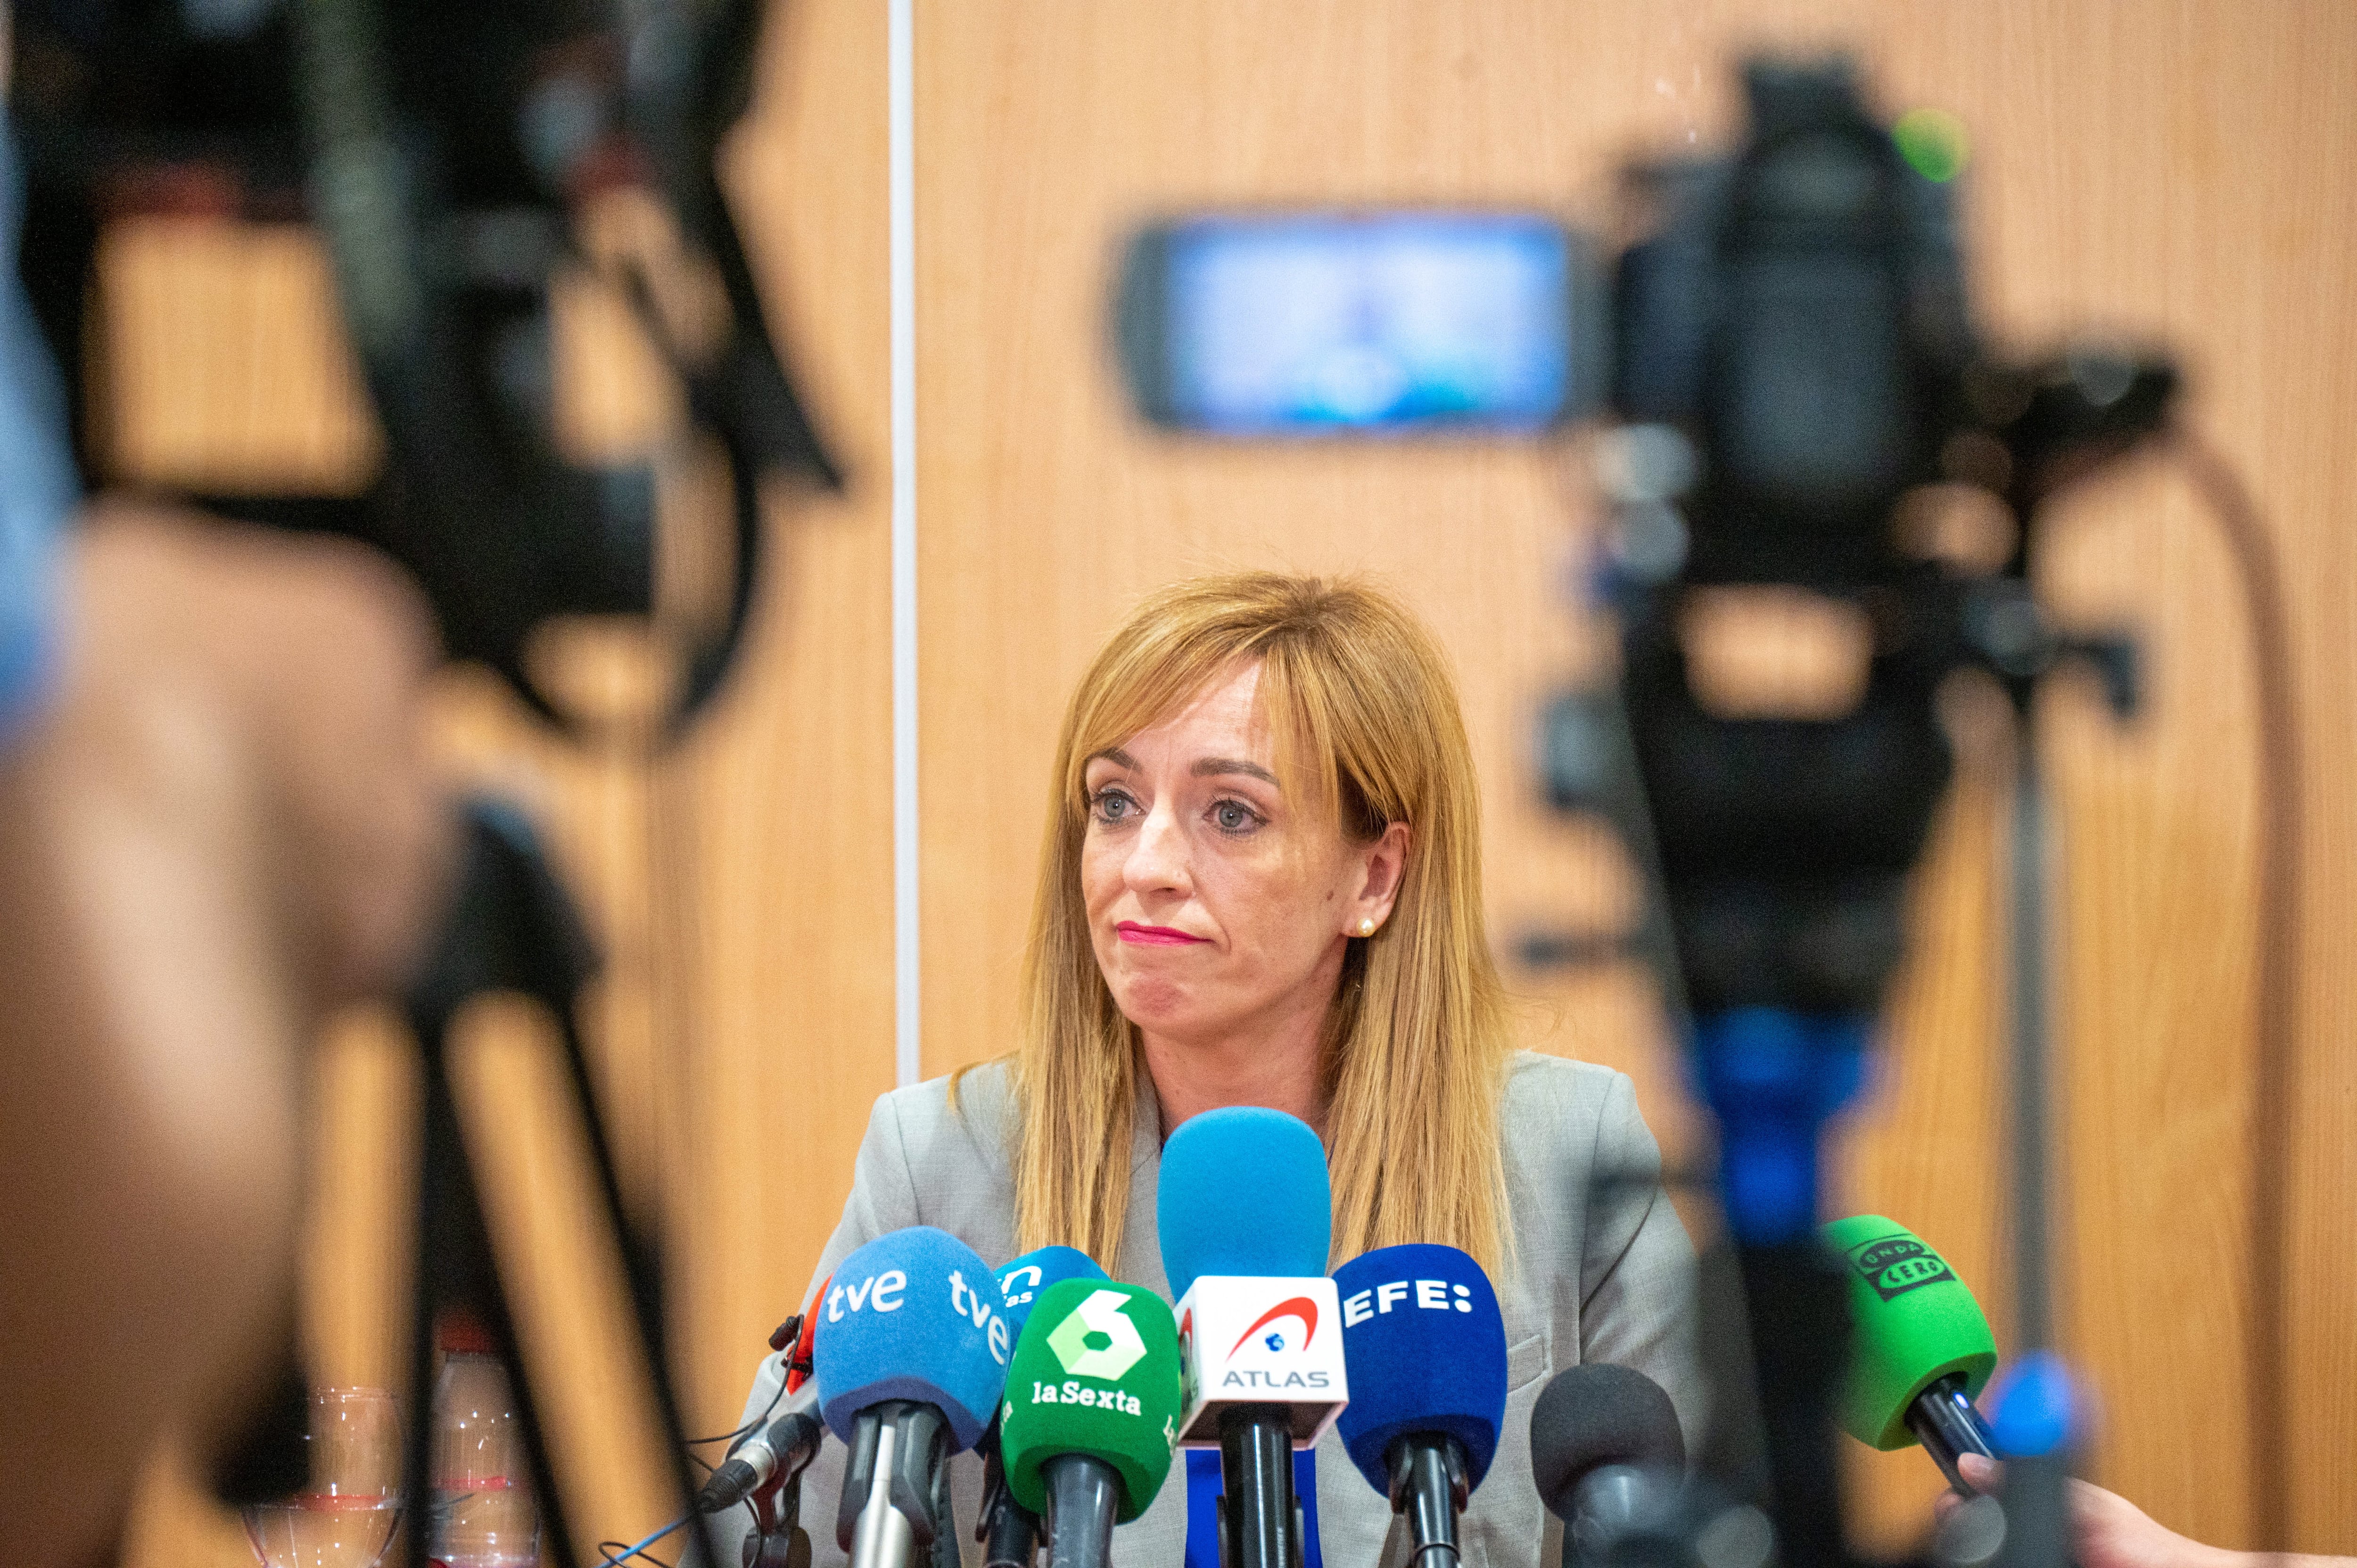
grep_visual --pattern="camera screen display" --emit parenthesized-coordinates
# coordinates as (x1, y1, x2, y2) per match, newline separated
(1137, 213, 1579, 435)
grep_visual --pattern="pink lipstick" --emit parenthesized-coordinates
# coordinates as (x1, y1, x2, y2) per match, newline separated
(1117, 921, 1207, 946)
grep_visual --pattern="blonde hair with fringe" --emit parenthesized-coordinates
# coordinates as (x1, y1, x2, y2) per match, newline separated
(967, 571, 1515, 1277)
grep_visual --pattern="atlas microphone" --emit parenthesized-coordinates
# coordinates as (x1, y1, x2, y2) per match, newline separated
(1333, 1245, 1508, 1568)
(701, 1378, 825, 1512)
(1822, 1215, 1999, 1494)
(1527, 1364, 1688, 1568)
(813, 1227, 1014, 1568)
(981, 1248, 1114, 1568)
(997, 1279, 1185, 1568)
(1159, 1107, 1348, 1568)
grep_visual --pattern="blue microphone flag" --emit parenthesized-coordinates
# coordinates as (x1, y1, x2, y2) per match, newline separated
(997, 1245, 1108, 1335)
(1158, 1107, 1330, 1299)
(810, 1225, 1011, 1451)
(1332, 1243, 1508, 1494)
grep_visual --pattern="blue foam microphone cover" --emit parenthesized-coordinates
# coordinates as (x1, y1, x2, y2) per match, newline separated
(1157, 1107, 1331, 1298)
(811, 1226, 1011, 1451)
(996, 1246, 1108, 1335)
(1333, 1244, 1509, 1494)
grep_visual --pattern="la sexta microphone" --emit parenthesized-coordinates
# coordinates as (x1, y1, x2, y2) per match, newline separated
(1333, 1245, 1507, 1568)
(997, 1278, 1184, 1568)
(1527, 1363, 1688, 1568)
(701, 1377, 825, 1512)
(981, 1248, 1113, 1568)
(1159, 1107, 1345, 1568)
(813, 1227, 1014, 1568)
(1822, 1215, 1999, 1494)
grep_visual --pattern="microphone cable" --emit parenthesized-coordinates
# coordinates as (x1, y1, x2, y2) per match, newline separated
(2172, 431, 2302, 1557)
(601, 1512, 692, 1568)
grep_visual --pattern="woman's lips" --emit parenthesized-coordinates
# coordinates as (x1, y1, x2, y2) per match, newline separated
(1116, 921, 1208, 946)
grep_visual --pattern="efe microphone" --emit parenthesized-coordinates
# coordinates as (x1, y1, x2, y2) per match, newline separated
(1333, 1245, 1508, 1568)
(1159, 1107, 1347, 1568)
(1821, 1215, 1998, 1494)
(997, 1278, 1184, 1568)
(813, 1227, 1014, 1568)
(981, 1248, 1114, 1568)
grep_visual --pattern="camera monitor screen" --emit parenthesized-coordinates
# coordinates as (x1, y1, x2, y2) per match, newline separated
(1117, 212, 1590, 435)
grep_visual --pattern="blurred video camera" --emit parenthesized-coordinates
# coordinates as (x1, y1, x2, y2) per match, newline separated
(1113, 55, 2171, 1024)
(11, 0, 838, 729)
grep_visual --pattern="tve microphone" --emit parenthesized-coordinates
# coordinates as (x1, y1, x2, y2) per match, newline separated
(1159, 1107, 1345, 1568)
(998, 1279, 1185, 1568)
(981, 1249, 1113, 1568)
(1333, 1245, 1508, 1568)
(1528, 1363, 1687, 1568)
(1822, 1215, 1998, 1494)
(814, 1228, 1014, 1568)
(701, 1378, 825, 1512)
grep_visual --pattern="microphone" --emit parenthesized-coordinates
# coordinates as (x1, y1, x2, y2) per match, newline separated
(1158, 1107, 1346, 1568)
(700, 1379, 824, 1512)
(787, 1277, 828, 1394)
(1528, 1363, 1687, 1568)
(997, 1278, 1185, 1568)
(1333, 1245, 1508, 1568)
(814, 1227, 1015, 1568)
(1821, 1215, 1999, 1494)
(981, 1248, 1113, 1568)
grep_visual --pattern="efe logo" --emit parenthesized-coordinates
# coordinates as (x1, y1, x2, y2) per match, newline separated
(1340, 1279, 1475, 1326)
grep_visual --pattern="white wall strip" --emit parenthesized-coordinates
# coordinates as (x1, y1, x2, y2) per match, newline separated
(889, 0, 920, 1088)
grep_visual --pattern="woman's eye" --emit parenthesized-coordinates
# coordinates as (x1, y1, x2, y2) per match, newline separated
(1211, 800, 1260, 834)
(1091, 788, 1137, 823)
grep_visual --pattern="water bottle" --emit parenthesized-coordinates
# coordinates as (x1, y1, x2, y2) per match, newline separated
(430, 1313, 540, 1568)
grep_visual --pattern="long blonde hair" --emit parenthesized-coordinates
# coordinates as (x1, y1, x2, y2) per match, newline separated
(981, 571, 1515, 1276)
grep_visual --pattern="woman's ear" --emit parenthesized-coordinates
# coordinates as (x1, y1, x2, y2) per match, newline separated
(1349, 821, 1411, 934)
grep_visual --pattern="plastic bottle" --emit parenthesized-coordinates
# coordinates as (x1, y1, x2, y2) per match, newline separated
(430, 1313, 541, 1568)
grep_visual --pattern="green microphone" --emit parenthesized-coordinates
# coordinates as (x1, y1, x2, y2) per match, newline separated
(1823, 1215, 2000, 1493)
(997, 1279, 1183, 1568)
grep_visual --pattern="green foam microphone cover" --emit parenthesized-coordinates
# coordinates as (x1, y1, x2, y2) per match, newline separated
(998, 1278, 1184, 1522)
(1823, 1214, 1999, 1451)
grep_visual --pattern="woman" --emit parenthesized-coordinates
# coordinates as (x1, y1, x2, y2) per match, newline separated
(720, 572, 1699, 1568)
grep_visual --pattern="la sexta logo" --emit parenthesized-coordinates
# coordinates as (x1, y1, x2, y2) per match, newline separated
(1229, 1297, 1319, 1356)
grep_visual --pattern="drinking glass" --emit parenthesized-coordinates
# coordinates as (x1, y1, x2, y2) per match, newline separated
(241, 1387, 403, 1568)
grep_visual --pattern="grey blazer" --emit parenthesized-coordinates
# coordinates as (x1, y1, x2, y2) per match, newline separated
(711, 1052, 1701, 1568)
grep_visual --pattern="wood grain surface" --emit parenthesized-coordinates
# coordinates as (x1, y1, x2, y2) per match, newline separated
(96, 0, 2356, 1561)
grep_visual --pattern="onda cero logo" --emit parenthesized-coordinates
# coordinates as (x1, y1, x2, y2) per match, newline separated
(1846, 1235, 1957, 1302)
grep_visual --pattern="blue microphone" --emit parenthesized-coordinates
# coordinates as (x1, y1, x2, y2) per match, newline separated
(1334, 1245, 1508, 1568)
(1159, 1107, 1331, 1297)
(813, 1227, 1014, 1568)
(997, 1246, 1108, 1335)
(979, 1248, 1109, 1568)
(1157, 1108, 1338, 1568)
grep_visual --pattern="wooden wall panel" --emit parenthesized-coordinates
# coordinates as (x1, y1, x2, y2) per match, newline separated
(913, 0, 2357, 1554)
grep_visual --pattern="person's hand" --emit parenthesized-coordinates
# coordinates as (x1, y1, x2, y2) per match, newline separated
(0, 501, 451, 1564)
(1935, 1453, 2243, 1568)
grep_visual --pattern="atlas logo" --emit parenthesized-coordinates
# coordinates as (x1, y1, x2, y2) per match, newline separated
(1045, 1289, 1149, 1380)
(1341, 1279, 1475, 1326)
(1228, 1297, 1318, 1356)
(1846, 1235, 1957, 1303)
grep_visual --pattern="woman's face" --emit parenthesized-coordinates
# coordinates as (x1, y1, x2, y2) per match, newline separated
(1080, 662, 1407, 1052)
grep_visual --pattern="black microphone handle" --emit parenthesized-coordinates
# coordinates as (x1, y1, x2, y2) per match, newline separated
(1385, 1436, 1467, 1568)
(1041, 1454, 1122, 1568)
(983, 1491, 1041, 1568)
(1219, 1405, 1298, 1568)
(1903, 1374, 1998, 1496)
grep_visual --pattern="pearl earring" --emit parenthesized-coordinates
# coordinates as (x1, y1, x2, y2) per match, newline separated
(1357, 918, 1377, 937)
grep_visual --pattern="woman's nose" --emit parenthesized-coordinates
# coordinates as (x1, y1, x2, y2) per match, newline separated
(1124, 802, 1191, 895)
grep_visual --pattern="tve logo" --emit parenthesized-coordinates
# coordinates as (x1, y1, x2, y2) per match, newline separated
(822, 1261, 1012, 1365)
(1340, 1278, 1475, 1326)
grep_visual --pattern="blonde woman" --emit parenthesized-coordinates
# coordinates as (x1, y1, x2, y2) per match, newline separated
(722, 573, 1699, 1568)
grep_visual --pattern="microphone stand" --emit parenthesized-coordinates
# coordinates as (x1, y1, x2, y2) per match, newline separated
(1218, 1405, 1301, 1568)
